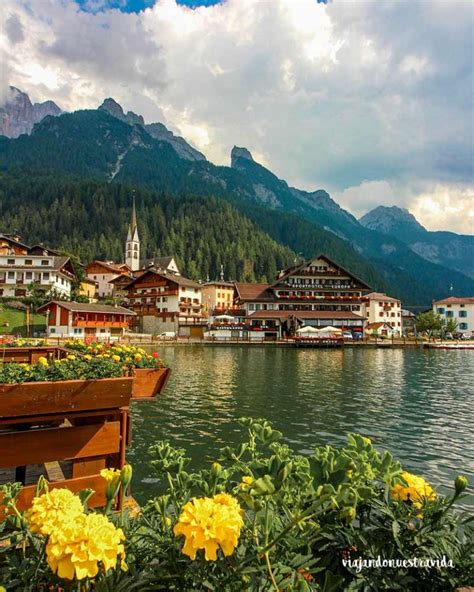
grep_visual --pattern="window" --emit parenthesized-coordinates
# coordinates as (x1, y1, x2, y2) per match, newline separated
(73, 328, 82, 334)
(459, 310, 468, 318)
(26, 272, 32, 279)
(446, 311, 454, 318)
(437, 307, 445, 314)
(100, 329, 106, 333)
(43, 273, 50, 281)
(25, 259, 32, 265)
(50, 328, 56, 334)
(7, 271, 14, 279)
(459, 323, 468, 330)
(7, 259, 14, 265)
(41, 260, 49, 266)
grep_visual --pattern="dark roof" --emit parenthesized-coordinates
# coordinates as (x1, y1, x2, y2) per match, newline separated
(273, 254, 372, 291)
(248, 310, 364, 321)
(140, 256, 176, 269)
(234, 283, 275, 301)
(38, 301, 136, 315)
(108, 273, 134, 284)
(125, 268, 201, 290)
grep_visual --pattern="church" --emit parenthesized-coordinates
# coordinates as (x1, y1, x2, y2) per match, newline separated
(85, 194, 179, 298)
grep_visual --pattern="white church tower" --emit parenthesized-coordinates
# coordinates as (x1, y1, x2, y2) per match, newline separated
(125, 192, 140, 271)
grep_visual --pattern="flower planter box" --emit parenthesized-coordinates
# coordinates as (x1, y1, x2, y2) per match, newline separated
(132, 367, 171, 399)
(0, 346, 69, 364)
(0, 377, 134, 420)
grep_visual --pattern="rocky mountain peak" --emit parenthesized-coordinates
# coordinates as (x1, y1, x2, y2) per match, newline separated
(99, 98, 126, 120)
(0, 86, 61, 138)
(231, 146, 254, 167)
(360, 205, 426, 234)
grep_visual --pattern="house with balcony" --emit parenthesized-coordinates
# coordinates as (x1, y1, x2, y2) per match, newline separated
(123, 268, 204, 337)
(0, 232, 76, 298)
(433, 296, 474, 336)
(233, 255, 371, 338)
(361, 292, 402, 336)
(85, 260, 130, 298)
(38, 301, 136, 339)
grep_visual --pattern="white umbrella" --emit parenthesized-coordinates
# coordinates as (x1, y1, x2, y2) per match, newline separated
(296, 326, 319, 334)
(214, 314, 235, 321)
(318, 326, 342, 334)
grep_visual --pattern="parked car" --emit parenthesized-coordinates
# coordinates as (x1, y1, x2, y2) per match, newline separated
(444, 332, 454, 340)
(454, 332, 469, 340)
(157, 332, 176, 340)
(342, 331, 353, 339)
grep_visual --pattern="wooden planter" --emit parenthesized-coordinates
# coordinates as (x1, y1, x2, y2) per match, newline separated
(131, 367, 171, 399)
(0, 346, 69, 364)
(0, 377, 134, 419)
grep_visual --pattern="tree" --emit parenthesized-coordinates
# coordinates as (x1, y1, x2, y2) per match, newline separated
(443, 317, 458, 335)
(24, 282, 48, 313)
(415, 311, 443, 338)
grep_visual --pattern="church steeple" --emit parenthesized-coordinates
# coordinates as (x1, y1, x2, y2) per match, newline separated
(125, 191, 140, 271)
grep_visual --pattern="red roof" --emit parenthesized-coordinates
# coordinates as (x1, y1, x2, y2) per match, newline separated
(234, 283, 274, 301)
(366, 322, 391, 329)
(433, 297, 474, 305)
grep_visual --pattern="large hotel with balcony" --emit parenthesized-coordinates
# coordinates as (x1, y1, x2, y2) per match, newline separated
(233, 255, 372, 338)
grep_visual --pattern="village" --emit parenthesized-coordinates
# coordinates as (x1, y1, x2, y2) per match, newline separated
(0, 197, 473, 345)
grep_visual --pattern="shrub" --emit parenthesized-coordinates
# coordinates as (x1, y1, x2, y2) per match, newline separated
(0, 420, 472, 590)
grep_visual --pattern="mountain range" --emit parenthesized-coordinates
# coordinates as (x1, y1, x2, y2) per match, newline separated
(0, 87, 62, 138)
(0, 88, 472, 306)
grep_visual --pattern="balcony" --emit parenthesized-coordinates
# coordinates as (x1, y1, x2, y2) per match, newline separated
(73, 320, 129, 328)
(128, 289, 178, 298)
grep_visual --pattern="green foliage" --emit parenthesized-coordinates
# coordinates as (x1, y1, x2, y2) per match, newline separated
(415, 311, 444, 336)
(0, 420, 472, 590)
(0, 175, 295, 283)
(0, 355, 124, 383)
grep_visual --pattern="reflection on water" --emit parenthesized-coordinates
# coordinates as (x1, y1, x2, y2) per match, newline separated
(128, 347, 474, 503)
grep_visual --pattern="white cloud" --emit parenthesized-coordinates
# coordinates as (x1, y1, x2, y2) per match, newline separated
(410, 184, 474, 235)
(0, 0, 472, 233)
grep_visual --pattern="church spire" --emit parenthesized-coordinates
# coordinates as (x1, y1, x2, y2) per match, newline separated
(125, 190, 140, 271)
(130, 190, 137, 237)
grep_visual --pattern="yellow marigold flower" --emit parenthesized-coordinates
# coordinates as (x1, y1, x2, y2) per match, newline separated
(174, 493, 244, 561)
(0, 586, 6, 592)
(46, 512, 125, 581)
(391, 471, 436, 509)
(66, 354, 76, 361)
(240, 476, 253, 489)
(134, 353, 142, 362)
(37, 356, 49, 366)
(111, 355, 121, 362)
(26, 489, 84, 536)
(100, 468, 121, 483)
(84, 354, 92, 360)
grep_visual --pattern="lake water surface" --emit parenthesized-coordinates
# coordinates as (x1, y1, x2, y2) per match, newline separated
(128, 346, 473, 503)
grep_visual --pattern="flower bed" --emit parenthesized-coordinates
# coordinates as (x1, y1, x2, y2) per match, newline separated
(0, 419, 471, 590)
(64, 340, 170, 398)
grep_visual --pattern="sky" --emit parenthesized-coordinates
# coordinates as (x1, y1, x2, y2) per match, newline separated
(0, 0, 473, 234)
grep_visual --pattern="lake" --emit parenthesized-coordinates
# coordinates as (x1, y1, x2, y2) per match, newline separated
(128, 346, 473, 503)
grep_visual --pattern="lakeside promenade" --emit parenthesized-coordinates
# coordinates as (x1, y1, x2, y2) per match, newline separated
(43, 335, 474, 349)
